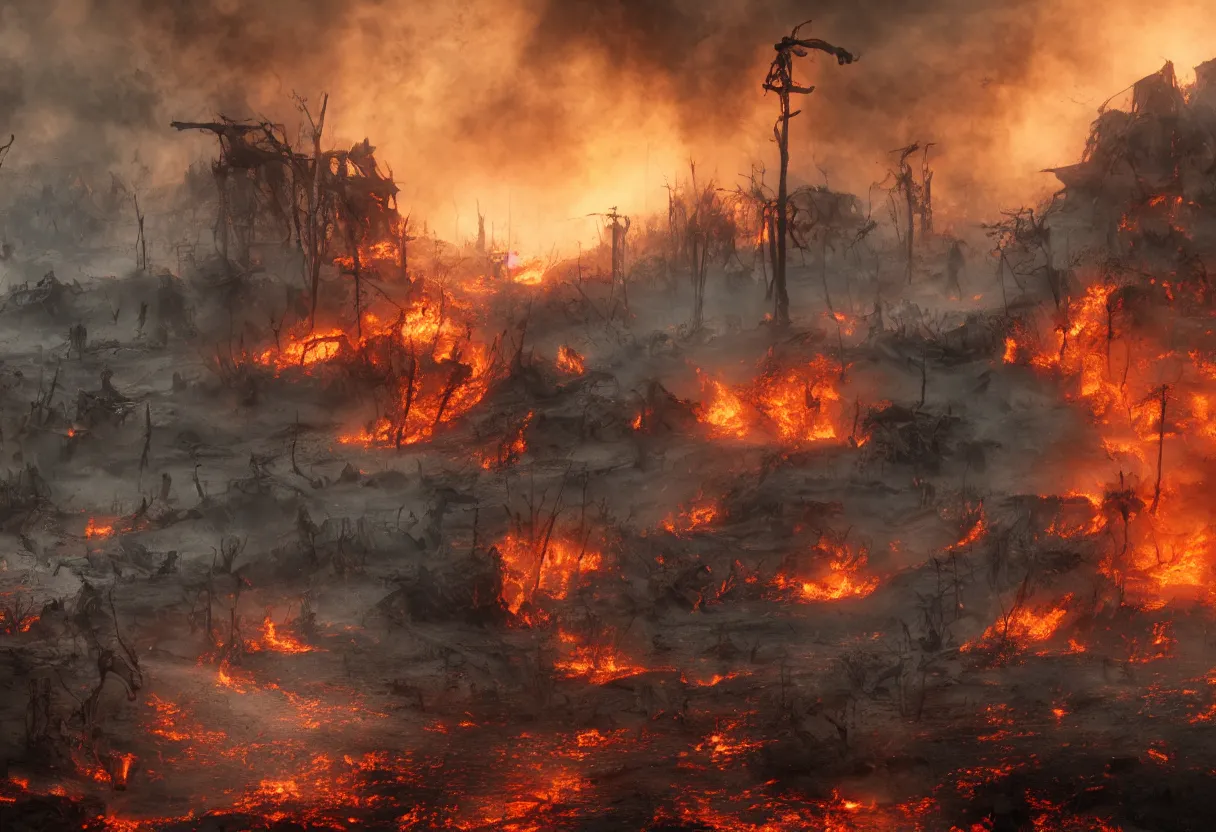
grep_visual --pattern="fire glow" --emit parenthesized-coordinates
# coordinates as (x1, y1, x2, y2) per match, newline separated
(772, 537, 880, 603)
(496, 533, 603, 617)
(697, 354, 847, 446)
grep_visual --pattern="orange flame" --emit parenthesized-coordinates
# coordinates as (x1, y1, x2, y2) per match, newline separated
(246, 617, 317, 654)
(697, 355, 847, 445)
(699, 376, 749, 439)
(556, 345, 586, 375)
(661, 496, 720, 536)
(496, 534, 603, 616)
(772, 537, 879, 603)
(85, 517, 115, 539)
(962, 595, 1073, 654)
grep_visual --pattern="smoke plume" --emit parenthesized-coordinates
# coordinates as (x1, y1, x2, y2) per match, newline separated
(2, 0, 1214, 248)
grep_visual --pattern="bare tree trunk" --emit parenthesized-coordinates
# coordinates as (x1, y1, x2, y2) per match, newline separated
(996, 250, 1009, 316)
(763, 26, 854, 323)
(904, 176, 915, 284)
(775, 93, 792, 327)
(216, 167, 230, 265)
(134, 194, 147, 272)
(765, 206, 778, 300)
(307, 94, 329, 331)
(690, 233, 705, 331)
(1150, 386, 1168, 514)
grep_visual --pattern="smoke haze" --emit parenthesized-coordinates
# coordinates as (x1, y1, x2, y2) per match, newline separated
(2, 0, 1214, 248)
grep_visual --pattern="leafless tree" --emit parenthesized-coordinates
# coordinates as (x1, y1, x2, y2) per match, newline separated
(762, 21, 856, 326)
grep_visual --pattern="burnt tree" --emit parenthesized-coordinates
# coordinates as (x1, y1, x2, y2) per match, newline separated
(606, 206, 631, 311)
(890, 143, 934, 284)
(170, 118, 299, 271)
(762, 22, 856, 327)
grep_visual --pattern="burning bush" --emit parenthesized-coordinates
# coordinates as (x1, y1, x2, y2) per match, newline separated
(772, 531, 880, 603)
(696, 352, 850, 446)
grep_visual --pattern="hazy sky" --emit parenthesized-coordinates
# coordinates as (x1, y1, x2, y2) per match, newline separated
(2, 0, 1213, 250)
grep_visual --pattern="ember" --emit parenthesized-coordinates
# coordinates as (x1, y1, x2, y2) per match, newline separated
(496, 533, 603, 616)
(661, 495, 720, 536)
(85, 517, 116, 538)
(555, 345, 586, 375)
(553, 632, 650, 685)
(245, 616, 317, 654)
(772, 535, 880, 602)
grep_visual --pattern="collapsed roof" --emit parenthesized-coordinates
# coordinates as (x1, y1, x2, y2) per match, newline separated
(1047, 60, 1216, 206)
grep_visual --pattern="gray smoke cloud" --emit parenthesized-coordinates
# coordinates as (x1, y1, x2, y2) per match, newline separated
(2, 0, 1212, 241)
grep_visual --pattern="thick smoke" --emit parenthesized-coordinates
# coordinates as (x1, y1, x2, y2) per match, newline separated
(2, 0, 1214, 247)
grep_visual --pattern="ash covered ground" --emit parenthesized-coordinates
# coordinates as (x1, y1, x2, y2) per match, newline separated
(3, 60, 1216, 832)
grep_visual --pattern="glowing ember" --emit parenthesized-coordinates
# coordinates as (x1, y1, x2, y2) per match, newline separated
(339, 340, 497, 448)
(144, 694, 228, 747)
(110, 753, 135, 790)
(962, 595, 1072, 654)
(496, 533, 603, 615)
(661, 787, 920, 831)
(696, 355, 847, 445)
(244, 288, 500, 450)
(85, 517, 115, 538)
(947, 504, 988, 551)
(773, 537, 880, 602)
(481, 412, 532, 470)
(0, 605, 40, 635)
(553, 630, 650, 685)
(695, 720, 769, 764)
(661, 496, 720, 536)
(246, 616, 317, 654)
(555, 345, 586, 375)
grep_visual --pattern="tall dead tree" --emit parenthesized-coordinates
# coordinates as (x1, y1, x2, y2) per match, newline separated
(170, 117, 299, 273)
(606, 206, 631, 312)
(919, 144, 935, 237)
(298, 94, 329, 329)
(734, 166, 779, 299)
(133, 194, 147, 272)
(762, 22, 856, 327)
(672, 165, 733, 333)
(888, 142, 935, 284)
(174, 97, 403, 336)
(1149, 384, 1170, 514)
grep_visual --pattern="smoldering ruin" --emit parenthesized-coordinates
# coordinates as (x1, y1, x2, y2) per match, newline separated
(4, 5, 1216, 832)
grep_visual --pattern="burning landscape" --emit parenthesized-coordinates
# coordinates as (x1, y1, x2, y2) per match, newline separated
(4, 1, 1216, 830)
